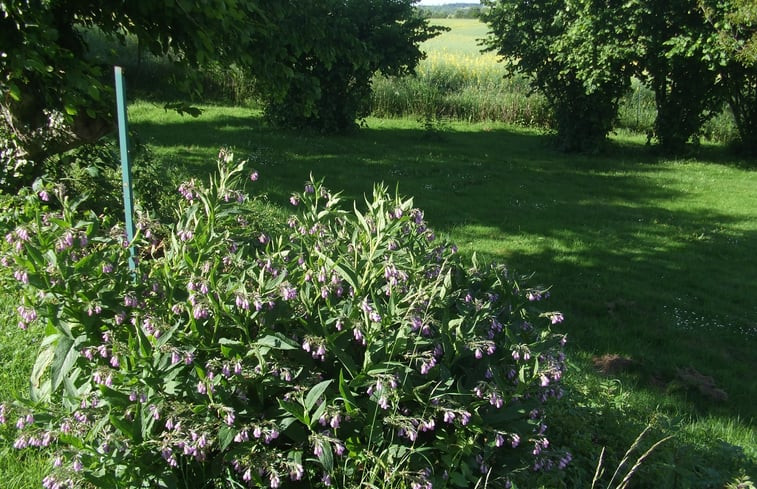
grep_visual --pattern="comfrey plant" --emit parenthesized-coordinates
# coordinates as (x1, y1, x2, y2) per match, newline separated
(0, 151, 569, 489)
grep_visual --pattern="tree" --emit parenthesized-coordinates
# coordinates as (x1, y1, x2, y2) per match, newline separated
(0, 0, 273, 190)
(481, 0, 636, 152)
(258, 0, 444, 133)
(701, 0, 757, 154)
(632, 0, 724, 153)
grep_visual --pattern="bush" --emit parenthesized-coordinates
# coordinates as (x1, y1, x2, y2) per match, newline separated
(0, 152, 568, 488)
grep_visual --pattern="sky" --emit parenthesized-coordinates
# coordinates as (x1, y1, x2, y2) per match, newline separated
(417, 1, 480, 5)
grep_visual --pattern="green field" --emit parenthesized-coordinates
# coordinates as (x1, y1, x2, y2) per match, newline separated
(422, 18, 491, 55)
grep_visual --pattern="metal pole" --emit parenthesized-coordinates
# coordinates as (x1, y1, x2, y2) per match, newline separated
(114, 66, 137, 271)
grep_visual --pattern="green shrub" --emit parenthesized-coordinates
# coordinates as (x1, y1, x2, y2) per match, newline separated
(0, 152, 568, 488)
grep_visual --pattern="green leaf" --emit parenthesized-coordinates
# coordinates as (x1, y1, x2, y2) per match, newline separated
(278, 399, 307, 425)
(314, 249, 358, 291)
(31, 345, 54, 401)
(51, 333, 82, 392)
(311, 398, 328, 427)
(338, 369, 359, 414)
(317, 438, 334, 472)
(218, 425, 235, 450)
(450, 470, 470, 487)
(305, 379, 333, 412)
(255, 334, 298, 350)
(8, 82, 21, 101)
(109, 412, 138, 441)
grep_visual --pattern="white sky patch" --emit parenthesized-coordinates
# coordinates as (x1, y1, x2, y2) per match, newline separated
(417, 1, 480, 5)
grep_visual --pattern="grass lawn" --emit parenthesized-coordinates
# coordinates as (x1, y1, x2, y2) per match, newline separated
(2, 102, 755, 487)
(124, 103, 757, 483)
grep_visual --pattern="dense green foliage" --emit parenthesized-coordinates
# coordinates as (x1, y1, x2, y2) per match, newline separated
(480, 0, 757, 153)
(0, 0, 280, 189)
(481, 0, 636, 152)
(701, 0, 757, 153)
(260, 0, 443, 132)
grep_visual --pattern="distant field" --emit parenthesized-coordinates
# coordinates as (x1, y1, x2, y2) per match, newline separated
(422, 18, 490, 55)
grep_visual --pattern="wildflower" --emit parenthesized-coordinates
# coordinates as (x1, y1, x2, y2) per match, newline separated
(304, 183, 315, 194)
(334, 441, 345, 456)
(124, 293, 138, 308)
(38, 190, 50, 201)
(378, 396, 389, 409)
(558, 452, 572, 469)
(270, 472, 280, 488)
(511, 434, 520, 448)
(289, 195, 300, 206)
(353, 327, 365, 345)
(280, 285, 297, 300)
(460, 411, 471, 425)
(13, 269, 28, 284)
(193, 304, 209, 319)
(236, 294, 250, 311)
(443, 411, 455, 423)
(290, 464, 304, 481)
(250, 170, 259, 181)
(178, 181, 196, 201)
(489, 392, 504, 409)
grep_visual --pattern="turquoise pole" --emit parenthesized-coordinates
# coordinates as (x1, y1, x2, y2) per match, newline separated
(114, 66, 137, 270)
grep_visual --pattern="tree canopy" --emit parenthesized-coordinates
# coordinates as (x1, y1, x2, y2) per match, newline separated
(482, 0, 757, 153)
(0, 0, 441, 189)
(259, 0, 443, 132)
(0, 0, 277, 188)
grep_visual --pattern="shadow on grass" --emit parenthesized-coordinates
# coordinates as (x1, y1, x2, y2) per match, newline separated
(132, 113, 757, 423)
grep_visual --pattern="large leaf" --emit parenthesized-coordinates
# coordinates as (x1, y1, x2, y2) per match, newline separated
(278, 399, 307, 425)
(51, 333, 84, 393)
(316, 437, 334, 473)
(30, 344, 54, 402)
(255, 334, 298, 351)
(218, 425, 235, 451)
(304, 379, 333, 412)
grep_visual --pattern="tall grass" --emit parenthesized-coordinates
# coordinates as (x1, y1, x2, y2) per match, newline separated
(372, 51, 550, 126)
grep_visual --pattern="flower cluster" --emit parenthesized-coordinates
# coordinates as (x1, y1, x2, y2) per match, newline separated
(0, 152, 568, 489)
